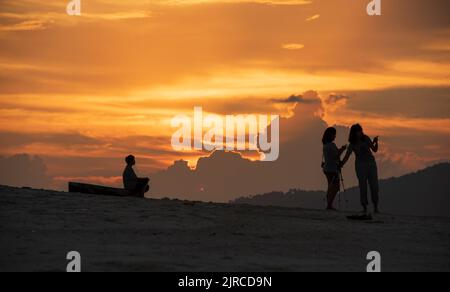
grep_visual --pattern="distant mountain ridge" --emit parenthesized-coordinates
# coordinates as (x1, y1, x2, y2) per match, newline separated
(231, 163, 450, 217)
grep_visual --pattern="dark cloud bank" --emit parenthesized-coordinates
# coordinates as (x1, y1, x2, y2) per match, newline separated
(0, 154, 52, 189)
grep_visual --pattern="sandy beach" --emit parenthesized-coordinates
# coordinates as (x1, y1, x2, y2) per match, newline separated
(0, 185, 449, 272)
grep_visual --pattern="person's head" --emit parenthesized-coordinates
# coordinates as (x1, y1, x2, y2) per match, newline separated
(125, 155, 136, 166)
(348, 124, 364, 144)
(322, 127, 337, 145)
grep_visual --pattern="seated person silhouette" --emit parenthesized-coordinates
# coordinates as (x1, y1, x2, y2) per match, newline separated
(123, 155, 150, 197)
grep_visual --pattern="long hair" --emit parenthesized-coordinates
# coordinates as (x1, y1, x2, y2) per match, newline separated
(348, 124, 364, 144)
(322, 127, 337, 145)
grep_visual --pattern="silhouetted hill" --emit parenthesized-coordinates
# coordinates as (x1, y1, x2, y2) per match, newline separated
(231, 163, 450, 217)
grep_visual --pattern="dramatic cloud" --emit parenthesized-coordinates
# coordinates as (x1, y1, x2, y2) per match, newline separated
(1, 0, 449, 96)
(326, 94, 349, 105)
(0, 154, 52, 189)
(0, 20, 48, 32)
(0, 132, 102, 149)
(272, 94, 319, 104)
(282, 43, 305, 50)
(334, 87, 450, 119)
(305, 14, 319, 21)
(151, 91, 421, 202)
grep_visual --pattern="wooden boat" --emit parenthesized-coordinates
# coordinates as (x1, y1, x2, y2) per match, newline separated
(68, 182, 143, 198)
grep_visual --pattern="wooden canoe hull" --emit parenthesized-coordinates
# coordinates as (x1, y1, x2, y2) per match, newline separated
(68, 182, 142, 198)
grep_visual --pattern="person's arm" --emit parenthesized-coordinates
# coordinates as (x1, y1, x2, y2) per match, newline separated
(338, 145, 347, 157)
(340, 147, 352, 168)
(133, 168, 149, 182)
(369, 136, 379, 153)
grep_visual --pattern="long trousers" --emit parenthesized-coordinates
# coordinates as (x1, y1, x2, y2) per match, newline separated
(355, 161, 379, 207)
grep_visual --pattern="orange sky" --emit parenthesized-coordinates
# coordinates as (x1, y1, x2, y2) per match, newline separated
(0, 0, 449, 189)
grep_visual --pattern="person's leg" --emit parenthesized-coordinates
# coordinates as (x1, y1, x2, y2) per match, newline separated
(356, 163, 369, 213)
(331, 175, 340, 209)
(143, 178, 150, 194)
(144, 178, 150, 193)
(368, 163, 380, 213)
(134, 178, 150, 197)
(325, 173, 333, 209)
(325, 173, 339, 210)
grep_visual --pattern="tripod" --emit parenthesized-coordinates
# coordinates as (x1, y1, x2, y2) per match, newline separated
(338, 171, 347, 210)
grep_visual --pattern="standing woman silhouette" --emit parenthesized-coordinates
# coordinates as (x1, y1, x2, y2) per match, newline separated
(322, 127, 347, 210)
(341, 124, 380, 214)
